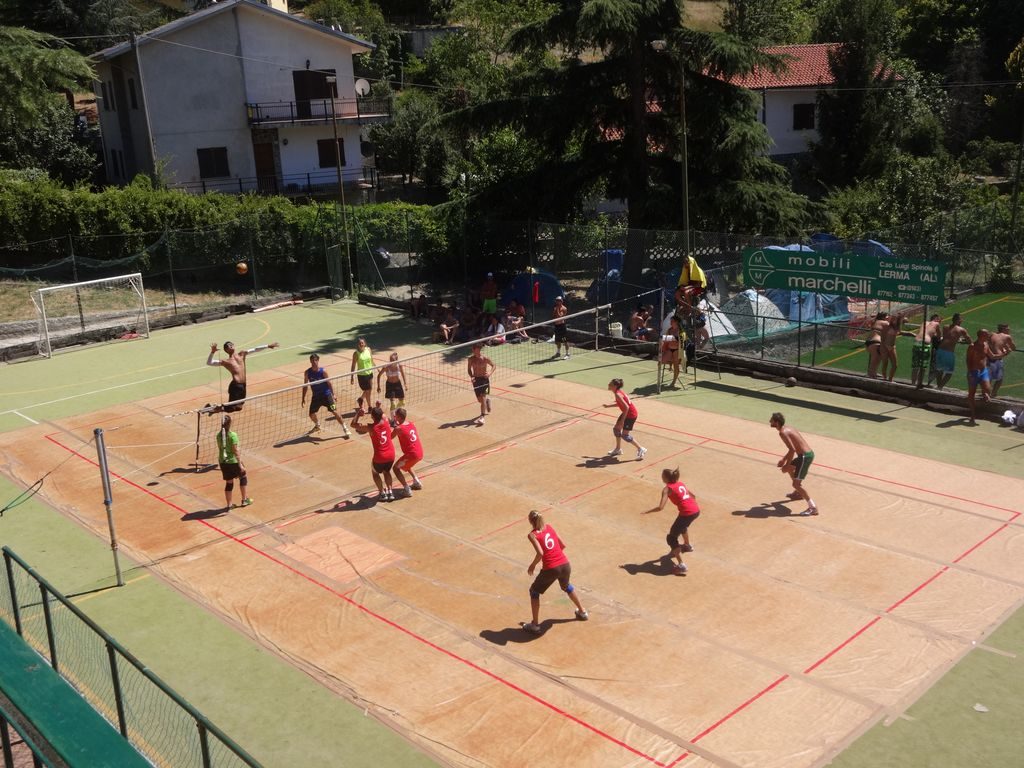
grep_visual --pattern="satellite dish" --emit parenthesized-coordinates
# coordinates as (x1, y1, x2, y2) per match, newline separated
(354, 78, 371, 96)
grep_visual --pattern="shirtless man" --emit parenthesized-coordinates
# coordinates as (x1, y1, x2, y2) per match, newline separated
(880, 314, 914, 382)
(935, 313, 971, 390)
(966, 330, 992, 425)
(987, 323, 1016, 398)
(480, 273, 499, 316)
(467, 343, 496, 425)
(865, 312, 888, 379)
(205, 340, 279, 412)
(913, 313, 942, 388)
(770, 412, 818, 516)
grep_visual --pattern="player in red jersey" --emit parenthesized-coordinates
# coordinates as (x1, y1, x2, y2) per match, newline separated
(647, 467, 701, 574)
(350, 402, 396, 501)
(392, 407, 424, 497)
(522, 510, 588, 635)
(603, 378, 647, 460)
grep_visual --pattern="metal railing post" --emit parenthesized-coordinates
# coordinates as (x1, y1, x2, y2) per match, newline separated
(107, 642, 128, 737)
(40, 584, 57, 672)
(198, 722, 212, 768)
(1, 717, 13, 768)
(4, 551, 22, 636)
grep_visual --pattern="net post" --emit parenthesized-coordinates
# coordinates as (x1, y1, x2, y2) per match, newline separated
(37, 288, 52, 358)
(94, 428, 124, 587)
(193, 411, 203, 471)
(594, 308, 599, 351)
(134, 274, 151, 339)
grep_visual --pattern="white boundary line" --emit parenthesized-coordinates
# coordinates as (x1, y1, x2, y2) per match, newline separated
(11, 411, 39, 425)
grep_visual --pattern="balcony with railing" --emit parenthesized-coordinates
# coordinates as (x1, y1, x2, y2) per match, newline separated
(170, 166, 380, 197)
(246, 97, 391, 126)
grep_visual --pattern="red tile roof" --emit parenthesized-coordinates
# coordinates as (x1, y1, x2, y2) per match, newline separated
(728, 43, 839, 90)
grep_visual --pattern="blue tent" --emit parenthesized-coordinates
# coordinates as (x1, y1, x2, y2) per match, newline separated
(503, 270, 566, 310)
(585, 250, 626, 304)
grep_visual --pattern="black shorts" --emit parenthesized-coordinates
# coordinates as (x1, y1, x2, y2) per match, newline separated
(219, 462, 242, 481)
(384, 380, 405, 400)
(372, 459, 394, 473)
(357, 374, 374, 392)
(530, 562, 571, 595)
(554, 324, 567, 342)
(224, 380, 246, 412)
(668, 512, 700, 545)
(473, 377, 490, 397)
(621, 415, 637, 431)
(309, 392, 336, 414)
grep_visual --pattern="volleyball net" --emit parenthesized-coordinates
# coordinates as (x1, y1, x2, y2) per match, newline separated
(174, 304, 620, 465)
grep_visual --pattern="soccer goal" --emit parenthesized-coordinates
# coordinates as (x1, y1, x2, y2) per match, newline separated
(32, 273, 150, 358)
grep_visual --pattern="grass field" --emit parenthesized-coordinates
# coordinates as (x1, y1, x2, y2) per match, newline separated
(0, 279, 260, 325)
(800, 292, 1024, 393)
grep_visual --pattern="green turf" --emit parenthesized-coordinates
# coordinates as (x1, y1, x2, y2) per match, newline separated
(799, 292, 1024, 392)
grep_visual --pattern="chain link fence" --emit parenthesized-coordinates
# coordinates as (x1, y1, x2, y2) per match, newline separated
(0, 548, 260, 768)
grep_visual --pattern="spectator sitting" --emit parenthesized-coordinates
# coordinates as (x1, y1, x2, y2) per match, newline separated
(456, 306, 478, 342)
(506, 300, 528, 342)
(434, 306, 459, 345)
(410, 293, 429, 320)
(630, 305, 653, 340)
(484, 314, 506, 345)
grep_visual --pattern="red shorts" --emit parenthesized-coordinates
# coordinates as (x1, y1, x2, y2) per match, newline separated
(396, 453, 421, 470)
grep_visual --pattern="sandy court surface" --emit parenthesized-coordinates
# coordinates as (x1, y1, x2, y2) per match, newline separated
(3, 347, 1024, 768)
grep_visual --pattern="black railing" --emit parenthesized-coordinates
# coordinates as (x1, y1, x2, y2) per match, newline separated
(0, 547, 261, 768)
(246, 97, 391, 125)
(170, 166, 379, 196)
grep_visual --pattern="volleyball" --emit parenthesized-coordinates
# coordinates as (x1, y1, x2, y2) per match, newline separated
(236, 262, 248, 275)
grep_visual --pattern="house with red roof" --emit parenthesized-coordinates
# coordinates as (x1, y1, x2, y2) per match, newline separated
(728, 43, 839, 158)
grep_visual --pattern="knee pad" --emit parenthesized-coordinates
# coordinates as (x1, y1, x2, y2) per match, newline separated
(666, 533, 676, 549)
(239, 474, 248, 487)
(225, 481, 234, 492)
(564, 583, 574, 594)
(398, 399, 405, 408)
(623, 434, 635, 444)
(529, 589, 540, 599)
(613, 428, 622, 438)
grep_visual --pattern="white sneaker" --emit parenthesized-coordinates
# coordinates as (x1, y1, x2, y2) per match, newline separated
(606, 448, 622, 457)
(411, 481, 423, 490)
(562, 354, 570, 360)
(637, 447, 647, 460)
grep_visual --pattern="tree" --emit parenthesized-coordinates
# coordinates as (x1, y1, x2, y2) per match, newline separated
(0, 99, 100, 185)
(447, 0, 555, 64)
(723, 0, 814, 45)
(5, 0, 166, 54)
(371, 89, 444, 183)
(0, 27, 93, 130)
(446, 0, 812, 287)
(812, 0, 902, 185)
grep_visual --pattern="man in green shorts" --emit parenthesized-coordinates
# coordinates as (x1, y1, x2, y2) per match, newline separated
(770, 412, 818, 516)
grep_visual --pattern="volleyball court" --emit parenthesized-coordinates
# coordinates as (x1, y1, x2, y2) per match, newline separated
(3, 304, 1024, 768)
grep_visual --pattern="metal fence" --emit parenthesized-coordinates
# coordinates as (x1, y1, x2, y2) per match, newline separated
(0, 547, 261, 768)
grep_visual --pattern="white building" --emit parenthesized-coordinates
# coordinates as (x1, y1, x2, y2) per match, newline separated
(728, 44, 839, 159)
(93, 0, 388, 195)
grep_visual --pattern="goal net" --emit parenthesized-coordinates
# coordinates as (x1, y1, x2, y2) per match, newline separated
(32, 273, 150, 357)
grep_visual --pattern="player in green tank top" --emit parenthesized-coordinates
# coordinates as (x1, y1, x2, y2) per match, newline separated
(215, 415, 252, 509)
(350, 337, 376, 407)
